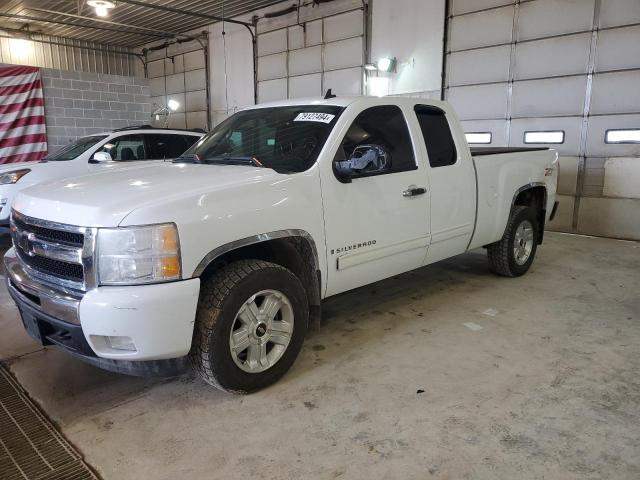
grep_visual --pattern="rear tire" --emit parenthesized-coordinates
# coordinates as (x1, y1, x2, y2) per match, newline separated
(191, 259, 308, 393)
(487, 206, 539, 277)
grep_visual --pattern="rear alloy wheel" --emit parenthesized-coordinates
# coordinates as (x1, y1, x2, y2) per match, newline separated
(487, 205, 539, 277)
(191, 260, 308, 393)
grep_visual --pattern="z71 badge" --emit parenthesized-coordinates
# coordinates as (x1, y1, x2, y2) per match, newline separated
(331, 240, 376, 255)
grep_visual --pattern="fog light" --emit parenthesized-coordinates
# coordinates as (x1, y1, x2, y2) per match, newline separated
(105, 336, 136, 351)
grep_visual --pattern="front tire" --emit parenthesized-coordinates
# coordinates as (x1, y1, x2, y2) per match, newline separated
(487, 206, 539, 277)
(191, 259, 308, 393)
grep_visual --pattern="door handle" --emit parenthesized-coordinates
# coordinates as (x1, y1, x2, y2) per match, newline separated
(402, 186, 427, 197)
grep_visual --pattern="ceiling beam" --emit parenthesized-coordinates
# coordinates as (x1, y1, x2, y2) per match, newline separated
(113, 0, 255, 28)
(25, 6, 188, 40)
(0, 12, 162, 39)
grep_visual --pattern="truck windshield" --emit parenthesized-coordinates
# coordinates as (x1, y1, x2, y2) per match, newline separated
(45, 135, 108, 161)
(181, 105, 344, 173)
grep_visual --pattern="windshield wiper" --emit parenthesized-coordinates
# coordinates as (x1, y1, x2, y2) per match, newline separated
(173, 154, 199, 163)
(200, 156, 264, 167)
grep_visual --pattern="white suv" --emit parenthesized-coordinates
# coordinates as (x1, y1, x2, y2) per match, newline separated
(0, 127, 203, 228)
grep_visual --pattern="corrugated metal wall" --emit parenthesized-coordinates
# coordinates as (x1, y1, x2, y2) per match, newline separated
(0, 34, 137, 76)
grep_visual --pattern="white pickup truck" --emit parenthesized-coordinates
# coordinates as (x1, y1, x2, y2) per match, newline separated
(5, 97, 558, 393)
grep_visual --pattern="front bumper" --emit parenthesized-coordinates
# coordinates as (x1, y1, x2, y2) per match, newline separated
(5, 248, 200, 377)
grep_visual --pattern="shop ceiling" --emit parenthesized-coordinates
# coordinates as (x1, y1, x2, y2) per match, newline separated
(0, 0, 288, 48)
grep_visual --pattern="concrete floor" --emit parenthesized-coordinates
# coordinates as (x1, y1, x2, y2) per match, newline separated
(1, 232, 639, 480)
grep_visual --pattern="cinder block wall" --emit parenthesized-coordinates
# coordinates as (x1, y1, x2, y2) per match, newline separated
(41, 68, 152, 153)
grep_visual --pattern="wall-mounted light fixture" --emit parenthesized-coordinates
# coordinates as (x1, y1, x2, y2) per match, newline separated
(87, 0, 116, 17)
(376, 57, 397, 73)
(167, 99, 180, 112)
(9, 38, 33, 57)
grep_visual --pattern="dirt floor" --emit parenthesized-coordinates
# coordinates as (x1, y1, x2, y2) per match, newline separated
(1, 232, 639, 480)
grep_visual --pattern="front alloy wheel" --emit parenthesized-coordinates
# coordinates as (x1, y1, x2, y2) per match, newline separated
(230, 290, 294, 373)
(191, 259, 308, 393)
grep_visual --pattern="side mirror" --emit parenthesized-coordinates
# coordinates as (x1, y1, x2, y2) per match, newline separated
(91, 151, 112, 163)
(333, 145, 391, 183)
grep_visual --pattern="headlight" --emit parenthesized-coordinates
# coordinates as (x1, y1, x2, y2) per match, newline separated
(0, 169, 30, 184)
(97, 223, 181, 285)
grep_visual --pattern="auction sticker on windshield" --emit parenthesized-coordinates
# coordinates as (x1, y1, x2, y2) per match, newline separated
(294, 112, 336, 123)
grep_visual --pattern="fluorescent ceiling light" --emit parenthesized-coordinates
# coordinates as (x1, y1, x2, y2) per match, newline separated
(167, 99, 180, 111)
(465, 132, 492, 144)
(605, 129, 640, 144)
(524, 130, 565, 144)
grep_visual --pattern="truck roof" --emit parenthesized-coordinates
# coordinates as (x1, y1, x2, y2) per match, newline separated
(245, 96, 450, 111)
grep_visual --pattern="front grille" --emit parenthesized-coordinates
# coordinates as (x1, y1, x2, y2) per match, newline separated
(11, 212, 86, 286)
(16, 248, 84, 282)
(13, 214, 84, 246)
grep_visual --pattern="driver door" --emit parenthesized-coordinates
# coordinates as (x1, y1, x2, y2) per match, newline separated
(320, 104, 430, 297)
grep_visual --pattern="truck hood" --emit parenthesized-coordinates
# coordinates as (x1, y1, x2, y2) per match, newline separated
(13, 162, 280, 227)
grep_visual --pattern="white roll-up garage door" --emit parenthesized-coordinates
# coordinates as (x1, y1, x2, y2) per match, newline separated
(256, 2, 365, 102)
(444, 0, 640, 240)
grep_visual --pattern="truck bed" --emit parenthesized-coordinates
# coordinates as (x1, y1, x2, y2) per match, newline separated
(470, 147, 549, 156)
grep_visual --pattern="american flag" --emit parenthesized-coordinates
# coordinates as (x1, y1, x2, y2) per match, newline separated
(0, 65, 47, 164)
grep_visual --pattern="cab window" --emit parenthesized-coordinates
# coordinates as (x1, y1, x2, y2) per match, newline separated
(414, 105, 457, 168)
(146, 134, 196, 159)
(333, 105, 416, 177)
(99, 135, 146, 161)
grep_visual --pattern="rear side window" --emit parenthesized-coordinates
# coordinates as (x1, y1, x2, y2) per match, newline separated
(182, 135, 200, 149)
(99, 135, 146, 161)
(146, 134, 191, 159)
(334, 105, 416, 176)
(414, 105, 457, 168)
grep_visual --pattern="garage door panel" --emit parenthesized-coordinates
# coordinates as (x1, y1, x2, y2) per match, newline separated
(168, 112, 186, 130)
(546, 194, 575, 232)
(288, 25, 305, 50)
(586, 114, 640, 157)
(183, 51, 204, 72)
(323, 68, 362, 96)
(577, 196, 640, 239)
(583, 157, 605, 196)
(289, 46, 322, 76)
(590, 71, 640, 115)
(595, 26, 640, 72)
(306, 20, 323, 46)
(149, 77, 165, 97)
(258, 53, 287, 81)
(452, 0, 514, 16)
(165, 73, 184, 95)
(514, 33, 591, 79)
(448, 83, 509, 120)
(289, 74, 322, 98)
(557, 156, 579, 195)
(603, 157, 640, 199)
(185, 69, 206, 92)
(448, 45, 511, 85)
(460, 119, 508, 146)
(186, 111, 207, 130)
(517, 0, 595, 41)
(509, 117, 582, 156)
(258, 78, 287, 103)
(257, 29, 287, 56)
(185, 90, 207, 112)
(599, 0, 640, 28)
(147, 59, 164, 79)
(324, 10, 363, 42)
(511, 77, 586, 117)
(324, 37, 363, 71)
(449, 6, 514, 51)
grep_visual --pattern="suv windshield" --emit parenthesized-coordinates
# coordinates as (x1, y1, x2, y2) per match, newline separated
(181, 106, 343, 173)
(46, 135, 107, 161)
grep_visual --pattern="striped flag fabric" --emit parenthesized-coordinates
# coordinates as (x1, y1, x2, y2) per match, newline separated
(0, 65, 47, 164)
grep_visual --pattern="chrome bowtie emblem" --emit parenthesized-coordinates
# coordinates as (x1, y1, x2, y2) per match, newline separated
(19, 232, 37, 257)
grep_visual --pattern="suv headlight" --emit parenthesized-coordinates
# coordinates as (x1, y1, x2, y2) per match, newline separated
(97, 223, 181, 285)
(0, 169, 30, 184)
